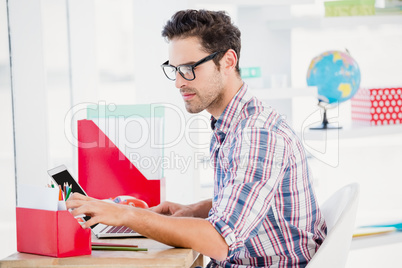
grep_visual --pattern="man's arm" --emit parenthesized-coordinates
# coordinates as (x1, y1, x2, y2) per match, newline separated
(123, 204, 228, 260)
(66, 194, 227, 261)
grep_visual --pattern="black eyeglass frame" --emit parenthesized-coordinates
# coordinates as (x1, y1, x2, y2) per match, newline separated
(161, 51, 225, 81)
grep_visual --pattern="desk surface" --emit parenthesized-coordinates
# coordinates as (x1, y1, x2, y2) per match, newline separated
(351, 230, 402, 250)
(0, 236, 203, 268)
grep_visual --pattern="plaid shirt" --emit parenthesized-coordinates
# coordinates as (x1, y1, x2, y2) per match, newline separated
(206, 83, 327, 268)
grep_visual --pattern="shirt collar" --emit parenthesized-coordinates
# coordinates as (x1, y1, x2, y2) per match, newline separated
(211, 82, 251, 133)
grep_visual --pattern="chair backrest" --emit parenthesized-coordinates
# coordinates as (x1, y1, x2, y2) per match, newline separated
(306, 183, 359, 268)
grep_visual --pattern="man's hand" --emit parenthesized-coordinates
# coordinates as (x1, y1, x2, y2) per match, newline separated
(150, 201, 195, 217)
(66, 193, 131, 229)
(150, 199, 212, 218)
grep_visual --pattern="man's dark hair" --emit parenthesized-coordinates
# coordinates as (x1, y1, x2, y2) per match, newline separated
(162, 9, 241, 75)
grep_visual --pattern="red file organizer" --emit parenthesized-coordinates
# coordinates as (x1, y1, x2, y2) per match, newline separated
(78, 119, 164, 207)
(16, 208, 91, 257)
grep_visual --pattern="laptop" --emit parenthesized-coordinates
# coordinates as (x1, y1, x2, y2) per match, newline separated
(47, 165, 143, 238)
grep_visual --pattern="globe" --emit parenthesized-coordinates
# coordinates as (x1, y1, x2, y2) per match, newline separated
(306, 50, 361, 129)
(307, 50, 361, 105)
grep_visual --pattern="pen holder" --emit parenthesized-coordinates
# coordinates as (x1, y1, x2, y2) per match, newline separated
(16, 207, 91, 257)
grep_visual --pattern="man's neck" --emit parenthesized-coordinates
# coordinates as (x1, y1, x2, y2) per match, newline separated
(208, 77, 243, 119)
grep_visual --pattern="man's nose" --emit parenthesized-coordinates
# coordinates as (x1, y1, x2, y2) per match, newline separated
(175, 72, 188, 89)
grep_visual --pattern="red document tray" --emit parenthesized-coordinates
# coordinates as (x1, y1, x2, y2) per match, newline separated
(78, 119, 164, 207)
(16, 208, 91, 258)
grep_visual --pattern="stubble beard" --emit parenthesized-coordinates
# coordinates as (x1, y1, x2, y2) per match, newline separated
(184, 72, 224, 114)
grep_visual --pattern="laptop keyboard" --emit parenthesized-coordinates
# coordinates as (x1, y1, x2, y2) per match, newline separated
(101, 225, 135, 234)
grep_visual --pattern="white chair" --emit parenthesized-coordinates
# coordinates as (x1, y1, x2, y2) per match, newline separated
(306, 183, 360, 268)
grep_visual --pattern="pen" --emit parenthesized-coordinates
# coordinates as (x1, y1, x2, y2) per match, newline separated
(66, 186, 72, 200)
(58, 186, 63, 201)
(91, 245, 147, 251)
(92, 242, 138, 248)
(64, 184, 69, 200)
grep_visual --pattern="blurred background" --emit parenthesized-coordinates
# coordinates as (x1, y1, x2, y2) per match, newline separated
(1, 0, 401, 266)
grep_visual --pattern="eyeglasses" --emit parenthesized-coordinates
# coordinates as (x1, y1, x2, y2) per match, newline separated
(161, 51, 224, 81)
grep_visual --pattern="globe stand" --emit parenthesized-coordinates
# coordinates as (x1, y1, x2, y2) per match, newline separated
(310, 103, 342, 130)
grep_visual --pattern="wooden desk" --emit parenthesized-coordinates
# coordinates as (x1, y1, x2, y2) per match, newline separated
(0, 236, 203, 268)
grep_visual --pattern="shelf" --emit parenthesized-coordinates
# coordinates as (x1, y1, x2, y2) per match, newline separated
(266, 14, 402, 29)
(250, 87, 317, 100)
(189, 0, 314, 7)
(301, 123, 402, 140)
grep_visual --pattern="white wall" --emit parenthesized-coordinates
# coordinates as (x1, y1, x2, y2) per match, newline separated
(0, 0, 16, 259)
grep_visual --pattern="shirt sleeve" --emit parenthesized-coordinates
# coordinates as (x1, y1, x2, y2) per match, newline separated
(207, 126, 290, 257)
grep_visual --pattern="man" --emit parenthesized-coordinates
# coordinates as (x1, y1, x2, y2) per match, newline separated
(67, 9, 326, 267)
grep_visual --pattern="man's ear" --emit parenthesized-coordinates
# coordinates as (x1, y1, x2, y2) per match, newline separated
(221, 49, 238, 75)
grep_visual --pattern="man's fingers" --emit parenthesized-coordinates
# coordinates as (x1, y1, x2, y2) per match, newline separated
(67, 192, 98, 201)
(67, 198, 98, 210)
(149, 204, 163, 214)
(66, 200, 98, 218)
(82, 217, 98, 229)
(68, 192, 88, 201)
(68, 203, 89, 217)
(150, 202, 172, 215)
(172, 210, 186, 217)
(66, 199, 84, 210)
